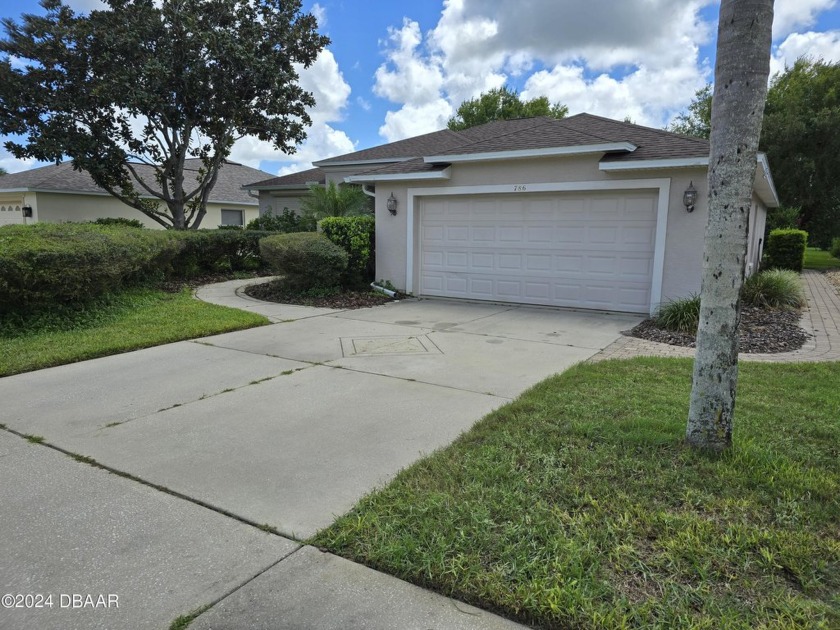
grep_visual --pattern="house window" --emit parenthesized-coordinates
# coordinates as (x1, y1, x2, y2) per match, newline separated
(221, 209, 244, 227)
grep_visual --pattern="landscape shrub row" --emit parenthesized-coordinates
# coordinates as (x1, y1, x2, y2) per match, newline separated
(831, 237, 840, 260)
(167, 229, 276, 278)
(0, 223, 181, 312)
(245, 208, 316, 233)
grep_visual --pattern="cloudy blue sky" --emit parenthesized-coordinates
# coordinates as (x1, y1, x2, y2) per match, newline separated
(2, 0, 839, 176)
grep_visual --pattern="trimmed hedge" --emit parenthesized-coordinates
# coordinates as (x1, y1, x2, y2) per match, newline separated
(765, 228, 808, 272)
(246, 208, 316, 233)
(91, 217, 146, 229)
(320, 215, 375, 289)
(260, 232, 348, 292)
(167, 230, 276, 278)
(0, 223, 182, 312)
(831, 238, 840, 260)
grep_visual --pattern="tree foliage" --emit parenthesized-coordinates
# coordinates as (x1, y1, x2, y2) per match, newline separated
(300, 182, 370, 220)
(761, 58, 840, 249)
(667, 84, 712, 139)
(686, 0, 773, 452)
(0, 0, 328, 229)
(447, 87, 568, 131)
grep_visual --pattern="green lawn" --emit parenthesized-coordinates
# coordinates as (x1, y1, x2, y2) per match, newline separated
(0, 287, 268, 377)
(314, 358, 840, 629)
(803, 247, 840, 270)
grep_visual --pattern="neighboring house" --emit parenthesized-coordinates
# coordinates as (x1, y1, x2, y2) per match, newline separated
(0, 159, 272, 229)
(246, 113, 778, 315)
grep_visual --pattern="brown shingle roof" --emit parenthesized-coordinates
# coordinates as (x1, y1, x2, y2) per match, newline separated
(351, 158, 447, 177)
(241, 114, 714, 187)
(313, 128, 470, 165)
(564, 113, 709, 161)
(0, 159, 272, 204)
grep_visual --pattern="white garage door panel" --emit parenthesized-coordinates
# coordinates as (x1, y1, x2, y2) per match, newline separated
(419, 191, 657, 313)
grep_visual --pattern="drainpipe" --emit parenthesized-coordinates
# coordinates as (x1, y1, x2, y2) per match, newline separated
(361, 184, 375, 198)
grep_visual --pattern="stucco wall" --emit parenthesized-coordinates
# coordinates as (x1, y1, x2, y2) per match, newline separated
(30, 192, 258, 229)
(258, 191, 305, 217)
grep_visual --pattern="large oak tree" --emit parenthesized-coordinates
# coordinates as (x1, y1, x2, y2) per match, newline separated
(762, 58, 840, 248)
(0, 0, 328, 229)
(686, 0, 774, 451)
(448, 87, 567, 131)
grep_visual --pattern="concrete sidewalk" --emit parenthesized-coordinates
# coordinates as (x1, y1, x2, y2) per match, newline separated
(2, 280, 638, 629)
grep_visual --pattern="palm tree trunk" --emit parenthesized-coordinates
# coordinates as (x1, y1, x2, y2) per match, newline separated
(686, 0, 774, 450)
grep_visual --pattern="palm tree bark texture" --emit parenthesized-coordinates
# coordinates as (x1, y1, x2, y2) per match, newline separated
(686, 0, 774, 450)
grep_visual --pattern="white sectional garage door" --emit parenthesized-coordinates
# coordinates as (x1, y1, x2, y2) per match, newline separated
(419, 190, 657, 313)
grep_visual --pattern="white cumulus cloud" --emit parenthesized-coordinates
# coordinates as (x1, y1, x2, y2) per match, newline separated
(773, 0, 837, 39)
(770, 30, 840, 76)
(372, 0, 715, 140)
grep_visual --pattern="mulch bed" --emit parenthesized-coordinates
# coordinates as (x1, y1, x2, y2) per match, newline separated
(244, 279, 397, 309)
(629, 306, 810, 353)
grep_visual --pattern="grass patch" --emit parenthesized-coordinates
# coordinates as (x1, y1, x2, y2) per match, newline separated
(314, 359, 840, 629)
(169, 604, 212, 630)
(0, 287, 268, 377)
(803, 247, 840, 270)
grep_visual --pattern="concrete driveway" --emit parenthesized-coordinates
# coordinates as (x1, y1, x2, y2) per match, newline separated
(0, 289, 639, 628)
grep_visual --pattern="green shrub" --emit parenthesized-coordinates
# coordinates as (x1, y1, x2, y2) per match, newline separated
(320, 215, 375, 289)
(90, 217, 146, 229)
(246, 208, 316, 233)
(831, 237, 840, 260)
(0, 223, 182, 312)
(167, 230, 275, 278)
(655, 295, 700, 332)
(741, 269, 805, 309)
(765, 228, 808, 271)
(259, 232, 348, 292)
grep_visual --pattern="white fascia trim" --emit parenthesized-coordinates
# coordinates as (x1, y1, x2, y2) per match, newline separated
(599, 156, 709, 171)
(344, 167, 451, 184)
(313, 156, 414, 167)
(757, 153, 780, 207)
(405, 178, 670, 316)
(423, 142, 637, 164)
(0, 188, 31, 193)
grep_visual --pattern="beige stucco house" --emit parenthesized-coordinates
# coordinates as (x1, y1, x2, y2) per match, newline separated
(245, 114, 778, 315)
(0, 159, 272, 229)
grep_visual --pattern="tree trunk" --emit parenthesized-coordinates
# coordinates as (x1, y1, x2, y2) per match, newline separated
(686, 0, 774, 451)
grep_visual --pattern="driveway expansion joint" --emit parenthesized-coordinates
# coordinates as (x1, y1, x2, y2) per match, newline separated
(0, 424, 307, 544)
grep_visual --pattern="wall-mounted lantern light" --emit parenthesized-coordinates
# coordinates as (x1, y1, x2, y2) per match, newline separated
(387, 193, 398, 216)
(683, 182, 697, 213)
(21, 205, 33, 218)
